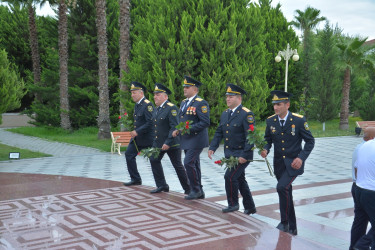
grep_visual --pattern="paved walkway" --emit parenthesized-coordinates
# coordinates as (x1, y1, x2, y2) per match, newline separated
(0, 128, 364, 249)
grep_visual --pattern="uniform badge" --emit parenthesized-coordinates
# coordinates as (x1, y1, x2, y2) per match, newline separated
(304, 122, 310, 130)
(291, 124, 295, 136)
(202, 106, 208, 113)
(171, 110, 177, 116)
(193, 107, 196, 115)
(270, 126, 276, 134)
(247, 115, 254, 124)
(148, 106, 153, 112)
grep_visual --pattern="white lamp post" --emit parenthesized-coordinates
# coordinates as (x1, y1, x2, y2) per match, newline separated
(275, 43, 299, 92)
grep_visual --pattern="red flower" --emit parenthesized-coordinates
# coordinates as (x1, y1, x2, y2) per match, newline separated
(124, 112, 128, 116)
(249, 124, 254, 132)
(137, 152, 141, 155)
(186, 121, 189, 125)
(118, 115, 121, 119)
(185, 125, 189, 129)
(214, 160, 222, 164)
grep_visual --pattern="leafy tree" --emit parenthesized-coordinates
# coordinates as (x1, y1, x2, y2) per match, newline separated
(0, 49, 26, 123)
(309, 22, 341, 123)
(125, 0, 270, 134)
(337, 37, 375, 129)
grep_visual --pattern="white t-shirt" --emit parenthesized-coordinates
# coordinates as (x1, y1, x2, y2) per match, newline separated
(352, 141, 365, 182)
(355, 139, 375, 191)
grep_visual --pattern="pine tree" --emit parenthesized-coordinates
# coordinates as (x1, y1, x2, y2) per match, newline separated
(125, 0, 270, 133)
(309, 22, 341, 122)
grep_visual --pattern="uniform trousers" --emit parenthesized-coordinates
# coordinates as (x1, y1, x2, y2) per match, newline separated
(149, 148, 190, 192)
(350, 182, 374, 249)
(224, 161, 255, 209)
(353, 185, 375, 249)
(275, 163, 297, 230)
(125, 141, 150, 182)
(184, 149, 203, 193)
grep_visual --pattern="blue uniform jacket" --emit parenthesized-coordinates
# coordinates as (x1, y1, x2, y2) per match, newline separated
(133, 98, 154, 147)
(179, 95, 210, 150)
(263, 112, 315, 176)
(209, 105, 254, 160)
(152, 101, 180, 148)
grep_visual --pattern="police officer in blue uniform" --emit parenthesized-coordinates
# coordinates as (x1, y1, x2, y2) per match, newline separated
(124, 82, 154, 186)
(149, 83, 190, 194)
(208, 84, 256, 214)
(172, 76, 210, 200)
(261, 90, 315, 235)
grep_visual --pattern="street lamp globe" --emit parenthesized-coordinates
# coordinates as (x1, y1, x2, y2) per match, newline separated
(292, 54, 299, 62)
(275, 55, 282, 63)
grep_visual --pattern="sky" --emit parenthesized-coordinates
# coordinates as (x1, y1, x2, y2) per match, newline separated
(27, 0, 375, 41)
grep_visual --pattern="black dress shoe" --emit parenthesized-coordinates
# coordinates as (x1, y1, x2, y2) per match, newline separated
(184, 191, 202, 200)
(244, 207, 257, 215)
(123, 180, 142, 186)
(184, 189, 190, 195)
(198, 190, 205, 199)
(276, 222, 289, 232)
(150, 185, 169, 193)
(288, 229, 297, 235)
(222, 205, 240, 213)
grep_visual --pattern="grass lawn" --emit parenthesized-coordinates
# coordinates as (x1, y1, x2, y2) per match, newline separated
(6, 117, 361, 153)
(0, 143, 51, 161)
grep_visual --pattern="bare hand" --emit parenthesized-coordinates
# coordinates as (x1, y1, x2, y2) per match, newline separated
(291, 157, 302, 169)
(260, 150, 268, 158)
(161, 144, 170, 151)
(172, 130, 180, 137)
(208, 150, 215, 159)
(130, 130, 138, 138)
(238, 157, 247, 164)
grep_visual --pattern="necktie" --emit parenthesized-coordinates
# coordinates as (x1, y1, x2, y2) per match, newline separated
(156, 106, 161, 114)
(280, 120, 285, 127)
(228, 109, 233, 120)
(181, 100, 189, 112)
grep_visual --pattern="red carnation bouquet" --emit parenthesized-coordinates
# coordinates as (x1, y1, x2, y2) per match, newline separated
(214, 156, 239, 170)
(246, 124, 274, 177)
(175, 120, 194, 135)
(118, 112, 133, 131)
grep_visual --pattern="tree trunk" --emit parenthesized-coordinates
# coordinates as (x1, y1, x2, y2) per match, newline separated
(58, 0, 71, 130)
(119, 0, 131, 131)
(28, 5, 41, 102)
(339, 67, 351, 130)
(96, 0, 111, 139)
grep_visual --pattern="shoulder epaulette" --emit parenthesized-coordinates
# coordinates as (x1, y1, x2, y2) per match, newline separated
(195, 98, 203, 102)
(267, 114, 276, 119)
(292, 112, 304, 118)
(242, 107, 251, 112)
(167, 102, 174, 107)
(144, 99, 150, 104)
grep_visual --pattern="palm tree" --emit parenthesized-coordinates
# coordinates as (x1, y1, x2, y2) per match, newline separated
(337, 37, 374, 130)
(4, 0, 47, 102)
(290, 6, 326, 50)
(118, 0, 131, 130)
(290, 7, 326, 115)
(57, 0, 71, 130)
(96, 0, 111, 139)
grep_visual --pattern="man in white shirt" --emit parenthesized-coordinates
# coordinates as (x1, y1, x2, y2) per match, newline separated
(350, 127, 375, 249)
(352, 127, 375, 249)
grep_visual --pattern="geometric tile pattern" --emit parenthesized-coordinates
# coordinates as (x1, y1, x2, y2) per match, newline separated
(0, 185, 326, 249)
